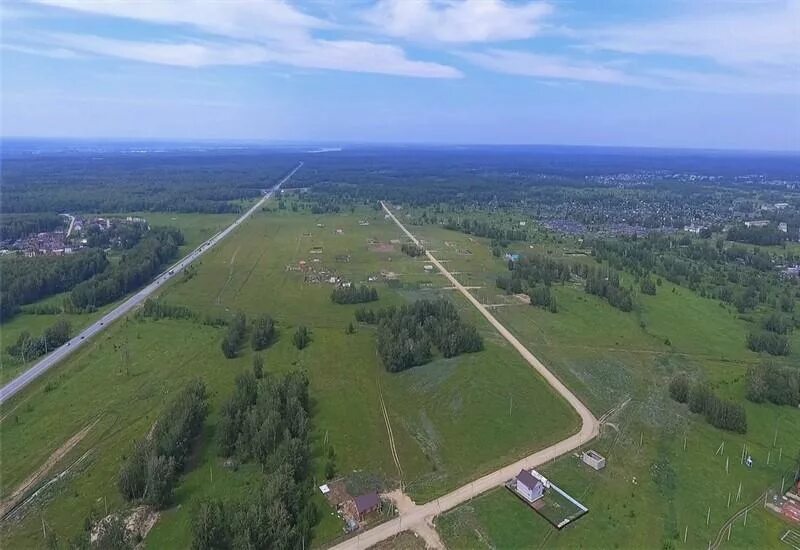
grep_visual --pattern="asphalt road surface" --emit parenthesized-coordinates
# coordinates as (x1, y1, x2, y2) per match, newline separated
(0, 162, 303, 406)
(326, 204, 599, 550)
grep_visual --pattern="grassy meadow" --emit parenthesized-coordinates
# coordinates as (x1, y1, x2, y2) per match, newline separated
(0, 203, 577, 548)
(402, 220, 800, 549)
(0, 212, 238, 385)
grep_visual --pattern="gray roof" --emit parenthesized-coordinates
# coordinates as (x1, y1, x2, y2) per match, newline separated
(354, 492, 380, 513)
(516, 469, 542, 490)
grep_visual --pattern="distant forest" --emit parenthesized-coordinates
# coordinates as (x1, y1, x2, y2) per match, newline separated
(1, 152, 299, 214)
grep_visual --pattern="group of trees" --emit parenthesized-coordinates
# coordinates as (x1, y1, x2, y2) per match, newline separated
(639, 277, 657, 295)
(745, 363, 800, 406)
(330, 284, 379, 305)
(118, 380, 208, 509)
(356, 299, 483, 372)
(6, 319, 71, 362)
(590, 232, 799, 357)
(139, 298, 228, 327)
(85, 221, 148, 250)
(443, 217, 528, 242)
(528, 285, 558, 313)
(584, 266, 635, 312)
(251, 314, 276, 351)
(746, 331, 791, 356)
(292, 325, 311, 350)
(726, 224, 787, 246)
(70, 227, 184, 310)
(0, 213, 63, 241)
(221, 312, 247, 359)
(669, 374, 747, 434)
(400, 243, 425, 257)
(194, 371, 315, 549)
(222, 312, 280, 358)
(140, 299, 195, 321)
(496, 253, 572, 294)
(0, 249, 108, 321)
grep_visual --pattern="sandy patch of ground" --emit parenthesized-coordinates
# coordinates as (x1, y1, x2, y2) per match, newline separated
(0, 419, 98, 518)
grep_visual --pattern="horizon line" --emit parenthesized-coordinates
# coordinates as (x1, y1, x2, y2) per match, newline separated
(3, 136, 799, 156)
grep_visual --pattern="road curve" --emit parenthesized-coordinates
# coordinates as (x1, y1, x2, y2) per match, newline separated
(0, 162, 303, 406)
(328, 203, 599, 549)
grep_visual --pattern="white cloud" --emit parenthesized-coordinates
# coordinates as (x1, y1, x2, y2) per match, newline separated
(44, 32, 462, 78)
(588, 1, 800, 71)
(461, 49, 645, 85)
(1, 43, 83, 59)
(32, 0, 326, 42)
(461, 48, 800, 95)
(21, 0, 462, 78)
(364, 0, 553, 43)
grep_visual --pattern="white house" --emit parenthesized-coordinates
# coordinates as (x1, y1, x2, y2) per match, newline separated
(516, 469, 545, 503)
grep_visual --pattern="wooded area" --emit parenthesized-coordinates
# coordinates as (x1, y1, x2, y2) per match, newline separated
(356, 298, 484, 372)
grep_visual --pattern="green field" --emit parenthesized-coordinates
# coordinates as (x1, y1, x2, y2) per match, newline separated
(0, 204, 578, 547)
(0, 212, 239, 385)
(408, 222, 800, 549)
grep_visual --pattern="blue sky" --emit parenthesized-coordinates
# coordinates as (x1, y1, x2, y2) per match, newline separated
(2, 0, 799, 150)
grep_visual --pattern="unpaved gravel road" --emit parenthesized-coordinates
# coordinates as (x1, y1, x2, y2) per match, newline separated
(328, 204, 599, 550)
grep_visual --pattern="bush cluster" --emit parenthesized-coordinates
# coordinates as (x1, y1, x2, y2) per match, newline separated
(330, 284, 378, 305)
(746, 331, 791, 356)
(746, 363, 800, 406)
(6, 319, 71, 362)
(668, 375, 747, 434)
(118, 380, 208, 509)
(221, 312, 247, 358)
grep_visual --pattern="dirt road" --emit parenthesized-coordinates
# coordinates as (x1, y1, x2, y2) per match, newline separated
(328, 204, 599, 549)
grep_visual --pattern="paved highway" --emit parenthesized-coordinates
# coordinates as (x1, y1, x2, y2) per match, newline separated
(0, 162, 303, 406)
(327, 203, 599, 549)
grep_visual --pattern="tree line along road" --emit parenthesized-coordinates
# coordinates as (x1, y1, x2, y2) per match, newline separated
(0, 162, 303, 406)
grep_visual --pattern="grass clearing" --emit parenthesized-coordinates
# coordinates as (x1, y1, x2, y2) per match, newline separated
(1, 205, 577, 548)
(418, 222, 800, 549)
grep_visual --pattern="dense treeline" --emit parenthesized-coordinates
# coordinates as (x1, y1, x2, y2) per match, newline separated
(140, 299, 195, 321)
(221, 312, 247, 358)
(70, 227, 184, 310)
(2, 152, 296, 214)
(6, 319, 71, 362)
(356, 299, 483, 372)
(443, 217, 528, 242)
(251, 314, 276, 350)
(400, 243, 425, 257)
(0, 213, 63, 241)
(669, 375, 747, 433)
(746, 363, 800, 406)
(330, 284, 379, 304)
(138, 298, 228, 327)
(0, 249, 108, 321)
(194, 371, 315, 549)
(118, 380, 208, 509)
(726, 224, 787, 246)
